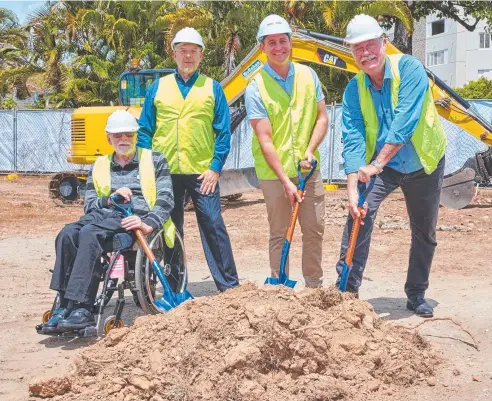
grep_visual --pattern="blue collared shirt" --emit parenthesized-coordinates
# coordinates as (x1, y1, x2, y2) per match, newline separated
(342, 55, 428, 175)
(244, 61, 324, 119)
(137, 69, 231, 173)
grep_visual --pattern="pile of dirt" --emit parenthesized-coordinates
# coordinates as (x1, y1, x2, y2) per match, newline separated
(30, 283, 438, 401)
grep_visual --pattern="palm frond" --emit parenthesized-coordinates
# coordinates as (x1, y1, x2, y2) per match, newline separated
(357, 0, 414, 35)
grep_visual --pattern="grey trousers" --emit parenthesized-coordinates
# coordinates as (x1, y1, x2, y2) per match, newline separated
(335, 157, 445, 298)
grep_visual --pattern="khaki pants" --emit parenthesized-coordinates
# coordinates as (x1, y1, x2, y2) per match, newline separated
(259, 170, 325, 287)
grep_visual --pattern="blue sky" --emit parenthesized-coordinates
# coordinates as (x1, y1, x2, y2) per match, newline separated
(0, 1, 45, 24)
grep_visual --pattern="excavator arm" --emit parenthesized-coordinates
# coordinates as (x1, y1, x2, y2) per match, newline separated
(221, 29, 492, 208)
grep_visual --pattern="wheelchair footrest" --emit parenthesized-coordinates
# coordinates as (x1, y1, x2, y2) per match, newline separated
(35, 324, 98, 338)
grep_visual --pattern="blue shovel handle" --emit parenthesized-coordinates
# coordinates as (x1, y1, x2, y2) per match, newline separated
(110, 195, 133, 217)
(357, 176, 376, 208)
(297, 159, 318, 191)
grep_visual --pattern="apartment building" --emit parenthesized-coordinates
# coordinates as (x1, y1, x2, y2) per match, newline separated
(412, 13, 492, 88)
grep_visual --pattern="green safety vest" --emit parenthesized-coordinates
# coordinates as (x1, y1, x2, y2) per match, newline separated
(252, 62, 320, 180)
(356, 54, 447, 174)
(153, 73, 215, 174)
(92, 148, 176, 247)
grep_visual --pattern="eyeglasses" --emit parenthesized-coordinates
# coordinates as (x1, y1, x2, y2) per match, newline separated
(352, 39, 383, 56)
(178, 49, 200, 57)
(111, 132, 135, 139)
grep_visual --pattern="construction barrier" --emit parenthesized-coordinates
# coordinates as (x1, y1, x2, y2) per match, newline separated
(0, 101, 490, 180)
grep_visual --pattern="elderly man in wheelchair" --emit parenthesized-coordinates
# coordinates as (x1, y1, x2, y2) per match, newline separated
(37, 110, 187, 337)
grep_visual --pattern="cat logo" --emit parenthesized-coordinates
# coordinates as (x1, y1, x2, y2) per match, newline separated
(323, 54, 339, 65)
(316, 49, 347, 69)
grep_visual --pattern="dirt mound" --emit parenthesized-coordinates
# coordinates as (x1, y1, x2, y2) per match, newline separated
(31, 283, 438, 401)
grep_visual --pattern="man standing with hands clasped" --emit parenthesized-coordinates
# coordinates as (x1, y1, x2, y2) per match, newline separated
(138, 27, 239, 292)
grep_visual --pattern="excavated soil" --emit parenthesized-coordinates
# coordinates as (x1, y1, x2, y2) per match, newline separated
(29, 284, 437, 401)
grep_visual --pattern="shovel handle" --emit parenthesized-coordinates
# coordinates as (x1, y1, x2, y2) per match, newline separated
(285, 189, 304, 242)
(345, 207, 362, 266)
(134, 229, 156, 264)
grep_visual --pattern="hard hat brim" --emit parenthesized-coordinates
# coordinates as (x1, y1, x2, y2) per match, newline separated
(172, 42, 205, 50)
(105, 128, 139, 134)
(345, 32, 383, 45)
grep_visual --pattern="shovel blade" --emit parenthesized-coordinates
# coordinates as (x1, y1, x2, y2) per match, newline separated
(264, 277, 297, 288)
(153, 298, 174, 312)
(175, 290, 194, 304)
(338, 263, 350, 292)
(154, 290, 194, 312)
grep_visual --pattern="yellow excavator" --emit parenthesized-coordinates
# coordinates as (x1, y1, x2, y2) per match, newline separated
(49, 29, 492, 209)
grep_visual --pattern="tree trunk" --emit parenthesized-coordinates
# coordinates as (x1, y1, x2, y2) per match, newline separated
(393, 19, 412, 54)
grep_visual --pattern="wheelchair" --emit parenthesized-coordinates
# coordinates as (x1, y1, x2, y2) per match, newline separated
(36, 225, 188, 338)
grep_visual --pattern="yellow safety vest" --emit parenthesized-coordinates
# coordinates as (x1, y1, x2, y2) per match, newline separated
(153, 73, 215, 174)
(356, 54, 447, 174)
(92, 148, 176, 247)
(252, 62, 319, 180)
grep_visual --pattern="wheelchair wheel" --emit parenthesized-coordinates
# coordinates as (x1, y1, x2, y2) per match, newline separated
(42, 293, 60, 323)
(42, 310, 52, 324)
(104, 315, 124, 334)
(135, 228, 188, 314)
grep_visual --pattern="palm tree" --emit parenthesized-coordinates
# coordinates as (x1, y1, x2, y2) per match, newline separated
(0, 8, 30, 99)
(321, 0, 414, 46)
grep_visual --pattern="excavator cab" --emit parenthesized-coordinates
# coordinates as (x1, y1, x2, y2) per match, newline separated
(118, 69, 172, 107)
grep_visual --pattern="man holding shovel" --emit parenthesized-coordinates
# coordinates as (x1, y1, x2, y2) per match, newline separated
(42, 110, 174, 334)
(245, 15, 328, 288)
(336, 15, 446, 317)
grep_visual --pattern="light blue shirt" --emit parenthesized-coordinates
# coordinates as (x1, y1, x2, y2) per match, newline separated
(342, 55, 429, 175)
(245, 61, 324, 120)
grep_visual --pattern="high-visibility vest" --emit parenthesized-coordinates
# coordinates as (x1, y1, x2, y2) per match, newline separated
(252, 62, 319, 180)
(356, 54, 447, 174)
(92, 148, 176, 247)
(152, 73, 215, 174)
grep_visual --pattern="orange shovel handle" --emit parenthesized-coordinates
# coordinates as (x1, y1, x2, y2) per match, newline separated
(345, 207, 362, 266)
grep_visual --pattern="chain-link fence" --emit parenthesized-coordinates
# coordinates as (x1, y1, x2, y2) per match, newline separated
(0, 109, 84, 173)
(0, 110, 14, 171)
(0, 101, 491, 179)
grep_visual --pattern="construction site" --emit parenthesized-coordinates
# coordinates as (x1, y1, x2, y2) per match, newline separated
(0, 176, 491, 400)
(1, 1, 492, 401)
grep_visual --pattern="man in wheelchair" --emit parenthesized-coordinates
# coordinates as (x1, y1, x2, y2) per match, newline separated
(40, 110, 174, 335)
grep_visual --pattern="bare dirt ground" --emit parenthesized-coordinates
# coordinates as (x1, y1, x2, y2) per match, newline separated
(0, 176, 491, 401)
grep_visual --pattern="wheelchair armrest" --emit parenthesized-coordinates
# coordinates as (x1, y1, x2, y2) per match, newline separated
(113, 233, 135, 251)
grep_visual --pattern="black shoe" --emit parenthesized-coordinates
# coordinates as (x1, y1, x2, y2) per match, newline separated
(57, 308, 95, 332)
(407, 296, 434, 318)
(40, 307, 72, 334)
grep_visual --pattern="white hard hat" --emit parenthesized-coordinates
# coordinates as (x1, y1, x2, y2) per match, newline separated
(172, 27, 205, 50)
(257, 14, 292, 43)
(105, 110, 139, 134)
(345, 14, 384, 45)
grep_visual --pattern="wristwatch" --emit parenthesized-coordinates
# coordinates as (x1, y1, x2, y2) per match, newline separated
(371, 159, 384, 173)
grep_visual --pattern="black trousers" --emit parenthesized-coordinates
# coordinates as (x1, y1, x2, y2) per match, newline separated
(171, 174, 239, 291)
(50, 209, 132, 304)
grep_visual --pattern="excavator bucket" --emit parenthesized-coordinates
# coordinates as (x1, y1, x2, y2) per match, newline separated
(440, 168, 477, 209)
(218, 167, 260, 197)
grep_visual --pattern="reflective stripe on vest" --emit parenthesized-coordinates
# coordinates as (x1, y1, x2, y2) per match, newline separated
(153, 74, 215, 174)
(92, 148, 176, 247)
(252, 63, 319, 180)
(356, 54, 447, 174)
